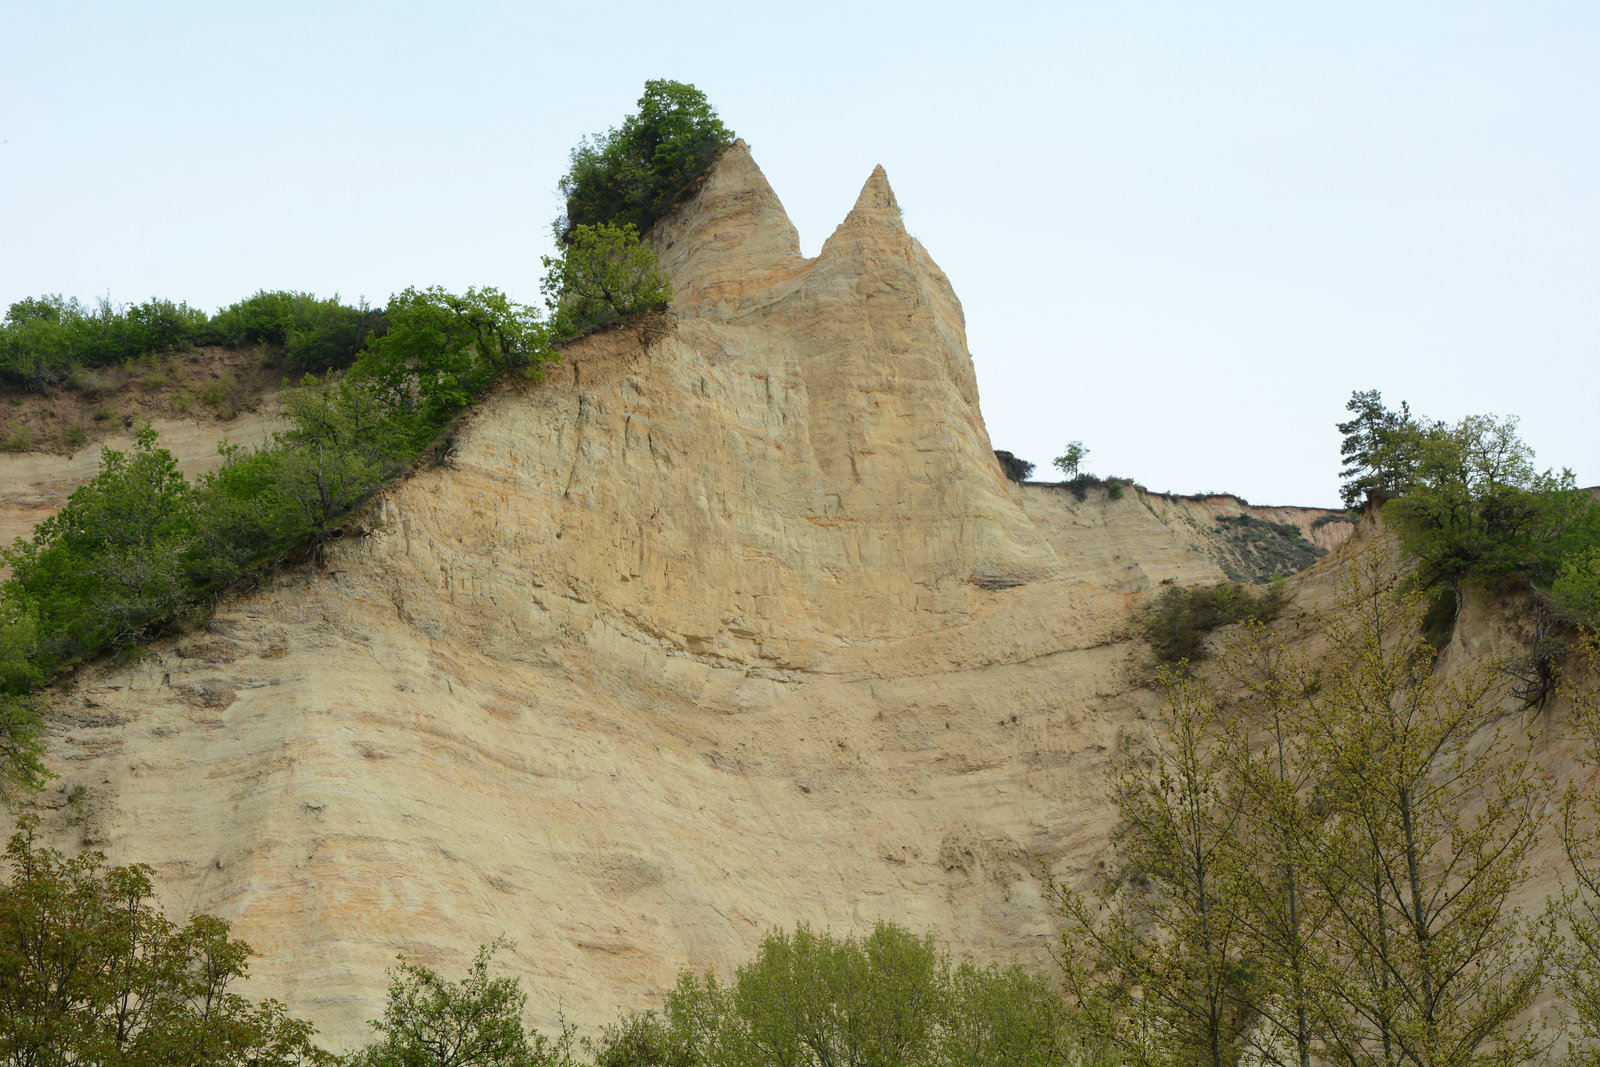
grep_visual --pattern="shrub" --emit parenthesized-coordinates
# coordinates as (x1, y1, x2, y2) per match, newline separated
(210, 290, 379, 371)
(0, 818, 327, 1064)
(0, 425, 32, 453)
(356, 286, 552, 439)
(613, 922, 1074, 1067)
(344, 940, 573, 1067)
(995, 450, 1035, 483)
(1139, 580, 1289, 666)
(557, 80, 734, 240)
(541, 223, 672, 338)
(2, 425, 197, 665)
(0, 294, 209, 387)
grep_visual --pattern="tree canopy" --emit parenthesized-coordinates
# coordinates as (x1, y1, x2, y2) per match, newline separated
(540, 223, 672, 338)
(1062, 552, 1554, 1067)
(556, 80, 734, 241)
(1335, 391, 1600, 610)
(0, 817, 329, 1065)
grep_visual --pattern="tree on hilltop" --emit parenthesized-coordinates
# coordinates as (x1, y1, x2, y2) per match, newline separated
(556, 79, 734, 241)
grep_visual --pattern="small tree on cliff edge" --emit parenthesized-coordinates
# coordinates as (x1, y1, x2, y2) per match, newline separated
(540, 223, 672, 339)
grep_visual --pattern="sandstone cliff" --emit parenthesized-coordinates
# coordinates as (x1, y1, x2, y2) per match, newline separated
(25, 142, 1379, 1048)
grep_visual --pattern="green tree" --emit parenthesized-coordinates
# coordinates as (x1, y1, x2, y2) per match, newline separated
(557, 80, 734, 240)
(1337, 390, 1421, 510)
(0, 596, 50, 805)
(540, 223, 672, 338)
(271, 373, 412, 544)
(1298, 556, 1549, 1067)
(353, 287, 550, 439)
(1217, 622, 1332, 1067)
(0, 817, 330, 1066)
(600, 923, 1072, 1067)
(1383, 414, 1599, 589)
(938, 960, 1073, 1067)
(1053, 442, 1089, 480)
(1554, 547, 1600, 630)
(1063, 551, 1553, 1067)
(344, 940, 573, 1067)
(723, 922, 945, 1067)
(209, 290, 380, 372)
(1058, 674, 1255, 1067)
(1557, 632, 1600, 1067)
(3, 425, 197, 664)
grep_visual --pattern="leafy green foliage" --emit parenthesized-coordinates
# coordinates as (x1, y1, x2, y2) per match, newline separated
(1139, 580, 1289, 665)
(1065, 557, 1554, 1067)
(1382, 413, 1600, 589)
(1337, 389, 1421, 509)
(540, 224, 672, 338)
(1555, 545, 1600, 630)
(0, 294, 210, 390)
(0, 591, 51, 805)
(344, 940, 573, 1067)
(3, 425, 198, 666)
(0, 691, 49, 807)
(1059, 674, 1254, 1067)
(1052, 441, 1089, 480)
(0, 286, 556, 736)
(0, 290, 380, 390)
(557, 80, 734, 240)
(0, 817, 330, 1065)
(354, 286, 551, 441)
(211, 290, 382, 372)
(595, 922, 1074, 1067)
(1556, 634, 1600, 1067)
(994, 450, 1035, 483)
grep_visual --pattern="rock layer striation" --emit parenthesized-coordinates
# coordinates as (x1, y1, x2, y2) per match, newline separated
(32, 142, 1353, 1048)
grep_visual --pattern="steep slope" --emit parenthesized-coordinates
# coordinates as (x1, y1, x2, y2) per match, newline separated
(30, 142, 1350, 1048)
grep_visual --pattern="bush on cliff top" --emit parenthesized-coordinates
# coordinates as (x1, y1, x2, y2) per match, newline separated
(556, 80, 734, 242)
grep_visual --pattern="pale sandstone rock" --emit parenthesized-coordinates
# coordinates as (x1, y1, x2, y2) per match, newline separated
(25, 144, 1375, 1050)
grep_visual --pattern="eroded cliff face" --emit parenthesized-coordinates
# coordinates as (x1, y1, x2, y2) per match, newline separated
(30, 142, 1360, 1048)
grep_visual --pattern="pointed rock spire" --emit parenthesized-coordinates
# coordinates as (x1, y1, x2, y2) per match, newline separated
(646, 139, 804, 317)
(848, 165, 900, 222)
(819, 165, 909, 260)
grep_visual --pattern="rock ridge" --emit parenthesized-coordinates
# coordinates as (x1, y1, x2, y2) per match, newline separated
(27, 143, 1353, 1049)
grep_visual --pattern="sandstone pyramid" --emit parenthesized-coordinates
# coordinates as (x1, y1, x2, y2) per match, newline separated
(30, 142, 1350, 1048)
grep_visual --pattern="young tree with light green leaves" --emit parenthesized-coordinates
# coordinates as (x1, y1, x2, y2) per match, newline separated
(541, 223, 672, 339)
(1063, 549, 1555, 1067)
(1058, 673, 1255, 1067)
(1300, 556, 1550, 1067)
(1555, 632, 1600, 1067)
(595, 922, 1073, 1067)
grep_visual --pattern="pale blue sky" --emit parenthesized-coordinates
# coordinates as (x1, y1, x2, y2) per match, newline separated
(3, 2, 1595, 506)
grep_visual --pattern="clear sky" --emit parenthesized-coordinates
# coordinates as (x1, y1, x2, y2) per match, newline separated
(3, 1, 1595, 507)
